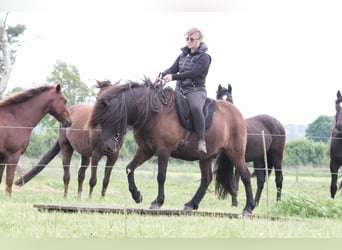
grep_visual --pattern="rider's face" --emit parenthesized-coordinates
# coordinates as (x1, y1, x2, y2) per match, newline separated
(185, 33, 201, 51)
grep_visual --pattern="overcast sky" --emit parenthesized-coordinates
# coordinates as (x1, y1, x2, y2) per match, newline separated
(3, 0, 342, 125)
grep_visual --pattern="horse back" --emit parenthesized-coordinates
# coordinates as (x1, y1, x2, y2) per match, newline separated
(245, 114, 286, 162)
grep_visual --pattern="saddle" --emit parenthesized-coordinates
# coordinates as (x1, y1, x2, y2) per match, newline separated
(175, 91, 216, 131)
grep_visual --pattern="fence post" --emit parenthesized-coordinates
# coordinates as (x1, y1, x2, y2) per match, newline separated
(261, 130, 269, 208)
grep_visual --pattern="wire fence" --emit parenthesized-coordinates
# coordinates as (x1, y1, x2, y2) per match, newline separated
(0, 125, 342, 175)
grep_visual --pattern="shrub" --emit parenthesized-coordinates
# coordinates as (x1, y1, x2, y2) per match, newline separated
(270, 194, 342, 218)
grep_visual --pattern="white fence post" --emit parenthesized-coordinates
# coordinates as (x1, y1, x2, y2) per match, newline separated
(261, 130, 269, 208)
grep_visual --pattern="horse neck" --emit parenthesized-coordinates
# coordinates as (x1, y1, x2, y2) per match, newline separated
(10, 92, 54, 127)
(125, 88, 151, 128)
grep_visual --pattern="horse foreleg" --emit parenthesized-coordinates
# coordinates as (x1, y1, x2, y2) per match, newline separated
(88, 154, 101, 199)
(0, 163, 5, 184)
(5, 156, 20, 196)
(184, 159, 212, 211)
(330, 161, 339, 199)
(150, 152, 171, 210)
(126, 148, 153, 204)
(61, 145, 73, 198)
(77, 156, 90, 199)
(101, 154, 118, 198)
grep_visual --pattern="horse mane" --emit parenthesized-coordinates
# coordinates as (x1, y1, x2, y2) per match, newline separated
(88, 77, 174, 133)
(0, 85, 54, 107)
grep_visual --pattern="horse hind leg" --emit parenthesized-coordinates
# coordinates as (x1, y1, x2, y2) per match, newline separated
(184, 159, 213, 211)
(233, 158, 255, 215)
(273, 158, 283, 202)
(231, 170, 240, 207)
(253, 160, 266, 207)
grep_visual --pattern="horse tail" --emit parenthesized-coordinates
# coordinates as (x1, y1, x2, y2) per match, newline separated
(214, 151, 237, 199)
(14, 141, 61, 186)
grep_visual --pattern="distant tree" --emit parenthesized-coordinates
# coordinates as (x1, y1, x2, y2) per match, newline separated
(283, 138, 329, 167)
(41, 60, 95, 128)
(25, 61, 96, 157)
(46, 60, 94, 105)
(4, 86, 24, 96)
(0, 12, 26, 98)
(305, 115, 334, 143)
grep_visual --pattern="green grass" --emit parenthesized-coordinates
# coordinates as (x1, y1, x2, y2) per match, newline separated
(1, 157, 342, 238)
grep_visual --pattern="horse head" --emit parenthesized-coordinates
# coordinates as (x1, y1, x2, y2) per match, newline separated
(216, 83, 233, 103)
(334, 90, 342, 134)
(49, 84, 72, 128)
(89, 83, 130, 156)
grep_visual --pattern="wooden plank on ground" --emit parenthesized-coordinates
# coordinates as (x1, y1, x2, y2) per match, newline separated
(33, 204, 283, 220)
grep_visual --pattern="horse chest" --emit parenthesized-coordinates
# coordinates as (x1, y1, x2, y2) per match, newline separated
(330, 139, 342, 160)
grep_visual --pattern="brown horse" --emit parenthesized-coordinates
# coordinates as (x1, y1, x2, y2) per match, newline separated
(15, 80, 121, 198)
(0, 84, 72, 196)
(88, 78, 255, 215)
(329, 90, 342, 198)
(216, 83, 285, 206)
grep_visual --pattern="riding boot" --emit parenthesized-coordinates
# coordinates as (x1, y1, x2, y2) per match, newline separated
(198, 139, 207, 154)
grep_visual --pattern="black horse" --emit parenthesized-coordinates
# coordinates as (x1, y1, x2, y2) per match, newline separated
(329, 90, 342, 198)
(216, 83, 286, 206)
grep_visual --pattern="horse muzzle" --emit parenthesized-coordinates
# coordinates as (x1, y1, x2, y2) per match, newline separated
(61, 119, 72, 128)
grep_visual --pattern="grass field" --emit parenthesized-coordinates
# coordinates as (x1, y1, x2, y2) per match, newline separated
(1, 156, 342, 238)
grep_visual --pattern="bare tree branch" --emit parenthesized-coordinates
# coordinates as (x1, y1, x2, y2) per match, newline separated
(0, 12, 11, 98)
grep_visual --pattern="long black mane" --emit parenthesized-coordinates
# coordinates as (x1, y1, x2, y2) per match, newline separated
(0, 85, 54, 107)
(88, 77, 173, 134)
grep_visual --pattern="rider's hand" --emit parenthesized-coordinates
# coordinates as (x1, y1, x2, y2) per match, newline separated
(155, 75, 161, 83)
(163, 74, 172, 83)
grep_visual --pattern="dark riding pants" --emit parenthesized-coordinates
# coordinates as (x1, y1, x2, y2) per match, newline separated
(185, 90, 207, 141)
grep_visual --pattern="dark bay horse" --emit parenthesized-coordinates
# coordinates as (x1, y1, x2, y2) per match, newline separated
(216, 83, 285, 206)
(329, 90, 342, 198)
(88, 78, 255, 215)
(15, 80, 121, 198)
(0, 84, 72, 196)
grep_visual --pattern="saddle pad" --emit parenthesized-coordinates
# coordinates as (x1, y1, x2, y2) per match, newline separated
(175, 91, 216, 131)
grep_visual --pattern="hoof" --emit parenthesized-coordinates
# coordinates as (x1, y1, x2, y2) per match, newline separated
(231, 201, 238, 207)
(183, 205, 193, 211)
(242, 208, 253, 217)
(149, 203, 161, 210)
(134, 193, 143, 203)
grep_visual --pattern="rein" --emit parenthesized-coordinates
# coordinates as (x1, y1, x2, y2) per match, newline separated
(154, 78, 169, 105)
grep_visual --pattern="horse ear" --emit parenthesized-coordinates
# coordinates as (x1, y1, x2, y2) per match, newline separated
(218, 84, 222, 90)
(228, 83, 232, 92)
(56, 84, 61, 93)
(113, 79, 121, 87)
(95, 80, 101, 87)
(338, 90, 341, 98)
